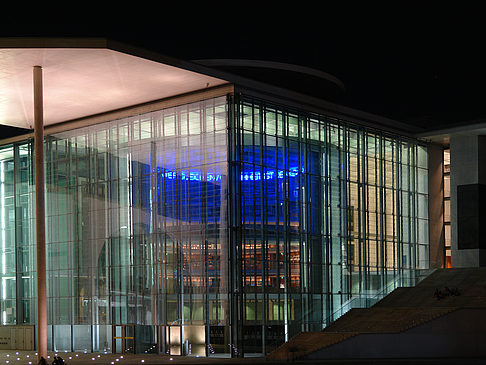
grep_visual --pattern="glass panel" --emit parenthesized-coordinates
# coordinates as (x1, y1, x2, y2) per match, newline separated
(444, 199, 451, 222)
(54, 324, 71, 351)
(73, 325, 92, 352)
(0, 94, 430, 356)
(445, 224, 451, 247)
(125, 326, 134, 353)
(233, 98, 429, 354)
(444, 175, 450, 198)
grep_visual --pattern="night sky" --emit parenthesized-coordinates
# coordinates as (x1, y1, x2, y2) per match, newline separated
(1, 6, 485, 136)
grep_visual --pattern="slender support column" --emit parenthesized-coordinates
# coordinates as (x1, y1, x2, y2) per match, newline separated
(34, 65, 47, 361)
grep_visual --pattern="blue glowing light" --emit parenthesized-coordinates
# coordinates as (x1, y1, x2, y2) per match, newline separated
(157, 167, 302, 182)
(161, 171, 221, 181)
(240, 167, 302, 181)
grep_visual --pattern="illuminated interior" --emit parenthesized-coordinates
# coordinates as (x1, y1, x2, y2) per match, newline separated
(0, 94, 429, 355)
(443, 148, 451, 268)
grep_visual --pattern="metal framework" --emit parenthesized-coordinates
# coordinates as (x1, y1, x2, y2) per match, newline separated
(0, 93, 429, 356)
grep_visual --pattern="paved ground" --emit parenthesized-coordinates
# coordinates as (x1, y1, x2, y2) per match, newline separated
(1, 351, 486, 365)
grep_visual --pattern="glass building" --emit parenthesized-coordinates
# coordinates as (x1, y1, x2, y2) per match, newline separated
(0, 40, 431, 357)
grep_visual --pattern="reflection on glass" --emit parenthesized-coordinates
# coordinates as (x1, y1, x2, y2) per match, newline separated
(0, 95, 429, 356)
(233, 98, 429, 354)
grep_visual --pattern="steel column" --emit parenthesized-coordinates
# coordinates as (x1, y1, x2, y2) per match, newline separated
(33, 65, 47, 361)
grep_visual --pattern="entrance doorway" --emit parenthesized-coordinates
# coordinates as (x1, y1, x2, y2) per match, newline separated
(112, 325, 135, 354)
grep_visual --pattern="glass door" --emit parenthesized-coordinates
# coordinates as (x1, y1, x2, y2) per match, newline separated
(112, 325, 135, 354)
(124, 325, 135, 353)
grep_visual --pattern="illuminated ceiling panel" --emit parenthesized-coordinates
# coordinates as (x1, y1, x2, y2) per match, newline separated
(0, 43, 228, 129)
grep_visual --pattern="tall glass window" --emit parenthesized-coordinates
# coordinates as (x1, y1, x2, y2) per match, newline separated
(443, 148, 451, 267)
(229, 96, 429, 355)
(0, 144, 36, 326)
(0, 93, 429, 356)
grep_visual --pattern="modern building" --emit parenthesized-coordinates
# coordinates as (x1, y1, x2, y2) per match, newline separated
(0, 37, 463, 357)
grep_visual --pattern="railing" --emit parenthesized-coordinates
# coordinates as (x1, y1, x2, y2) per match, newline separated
(322, 269, 435, 329)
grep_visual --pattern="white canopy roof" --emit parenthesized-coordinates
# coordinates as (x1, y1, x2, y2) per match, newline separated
(0, 38, 229, 129)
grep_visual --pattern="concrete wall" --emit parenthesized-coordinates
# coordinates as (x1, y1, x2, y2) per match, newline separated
(305, 308, 486, 359)
(450, 134, 486, 267)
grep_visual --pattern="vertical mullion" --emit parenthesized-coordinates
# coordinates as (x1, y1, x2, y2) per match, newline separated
(259, 104, 267, 355)
(378, 135, 385, 288)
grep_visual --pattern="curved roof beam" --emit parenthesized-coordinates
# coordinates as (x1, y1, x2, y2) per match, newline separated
(193, 59, 346, 92)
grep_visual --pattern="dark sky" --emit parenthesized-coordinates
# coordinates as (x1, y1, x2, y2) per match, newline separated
(1, 6, 485, 134)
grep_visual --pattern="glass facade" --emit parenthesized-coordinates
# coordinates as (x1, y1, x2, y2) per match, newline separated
(228, 96, 429, 354)
(0, 94, 429, 356)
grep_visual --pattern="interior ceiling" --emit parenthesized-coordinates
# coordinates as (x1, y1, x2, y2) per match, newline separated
(0, 47, 228, 130)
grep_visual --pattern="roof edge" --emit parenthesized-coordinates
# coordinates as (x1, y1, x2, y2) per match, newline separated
(234, 85, 424, 137)
(0, 36, 233, 83)
(0, 36, 109, 48)
(415, 117, 486, 138)
(0, 37, 425, 138)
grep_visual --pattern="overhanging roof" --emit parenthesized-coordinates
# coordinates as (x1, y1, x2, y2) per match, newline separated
(0, 38, 229, 129)
(0, 37, 426, 139)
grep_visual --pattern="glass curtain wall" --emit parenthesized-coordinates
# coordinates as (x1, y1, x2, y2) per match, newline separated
(0, 143, 36, 326)
(0, 96, 230, 355)
(228, 96, 429, 355)
(0, 93, 429, 357)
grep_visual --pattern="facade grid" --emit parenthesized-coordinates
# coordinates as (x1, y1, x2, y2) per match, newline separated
(0, 93, 429, 356)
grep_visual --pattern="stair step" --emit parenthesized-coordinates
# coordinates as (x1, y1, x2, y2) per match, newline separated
(266, 268, 486, 360)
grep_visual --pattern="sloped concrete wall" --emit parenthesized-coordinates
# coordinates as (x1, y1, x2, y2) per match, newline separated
(305, 308, 486, 359)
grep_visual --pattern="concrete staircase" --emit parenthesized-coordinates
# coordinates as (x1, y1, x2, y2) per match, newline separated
(266, 268, 486, 360)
